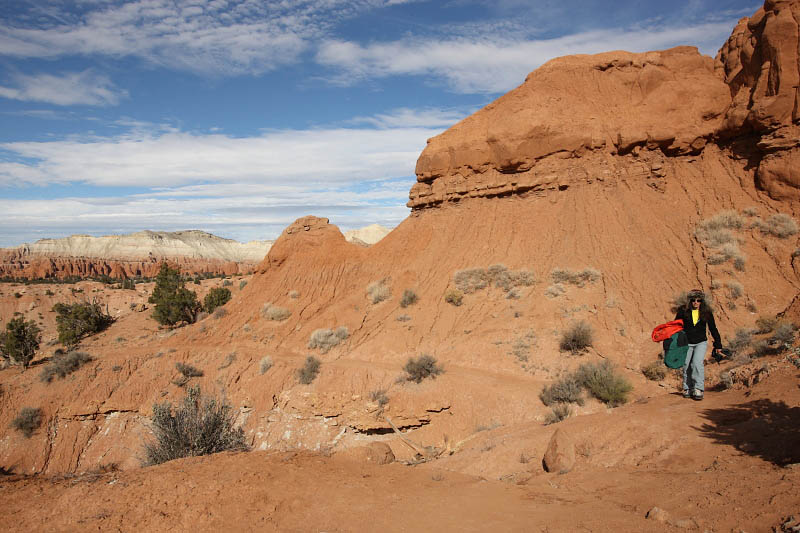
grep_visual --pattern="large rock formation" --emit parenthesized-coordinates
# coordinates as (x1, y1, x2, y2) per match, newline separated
(409, 1, 799, 208)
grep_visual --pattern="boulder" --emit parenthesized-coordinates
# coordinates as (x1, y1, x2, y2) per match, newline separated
(542, 428, 575, 473)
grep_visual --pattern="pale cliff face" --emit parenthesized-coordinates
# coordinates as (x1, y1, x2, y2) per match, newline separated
(16, 230, 274, 262)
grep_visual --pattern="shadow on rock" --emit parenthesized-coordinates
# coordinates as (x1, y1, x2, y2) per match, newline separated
(695, 399, 800, 466)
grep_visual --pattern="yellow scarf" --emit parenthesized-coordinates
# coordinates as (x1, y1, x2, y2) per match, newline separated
(692, 309, 699, 325)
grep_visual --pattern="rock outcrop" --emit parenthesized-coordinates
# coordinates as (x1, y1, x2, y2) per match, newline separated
(409, 0, 799, 209)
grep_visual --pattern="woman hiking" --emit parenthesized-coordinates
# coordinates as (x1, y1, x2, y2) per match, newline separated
(674, 289, 722, 401)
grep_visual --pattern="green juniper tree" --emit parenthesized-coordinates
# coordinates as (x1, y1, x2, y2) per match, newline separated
(0, 317, 41, 368)
(148, 263, 200, 326)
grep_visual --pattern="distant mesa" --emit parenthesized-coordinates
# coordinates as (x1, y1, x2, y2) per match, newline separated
(343, 224, 393, 247)
(0, 224, 391, 280)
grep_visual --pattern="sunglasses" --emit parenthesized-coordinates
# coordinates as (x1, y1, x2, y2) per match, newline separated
(691, 298, 703, 302)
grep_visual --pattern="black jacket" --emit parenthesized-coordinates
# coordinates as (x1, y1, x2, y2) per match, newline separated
(674, 308, 722, 349)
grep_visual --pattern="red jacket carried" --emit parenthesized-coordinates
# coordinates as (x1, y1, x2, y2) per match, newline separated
(652, 319, 684, 342)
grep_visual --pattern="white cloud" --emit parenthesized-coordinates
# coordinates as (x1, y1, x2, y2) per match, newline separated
(317, 21, 738, 93)
(0, 111, 451, 245)
(347, 107, 471, 128)
(0, 124, 439, 188)
(0, 180, 412, 247)
(0, 0, 389, 76)
(0, 70, 126, 106)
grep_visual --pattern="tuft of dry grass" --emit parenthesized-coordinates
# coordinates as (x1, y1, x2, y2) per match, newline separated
(403, 354, 443, 383)
(297, 356, 321, 384)
(641, 361, 667, 381)
(559, 321, 594, 354)
(262, 303, 291, 321)
(444, 289, 463, 306)
(308, 327, 348, 353)
(39, 351, 92, 383)
(367, 281, 391, 304)
(11, 407, 43, 438)
(259, 356, 273, 374)
(544, 403, 572, 425)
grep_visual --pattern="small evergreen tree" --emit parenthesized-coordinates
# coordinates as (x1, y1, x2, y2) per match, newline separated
(0, 317, 41, 368)
(148, 263, 200, 326)
(52, 300, 114, 348)
(203, 287, 232, 314)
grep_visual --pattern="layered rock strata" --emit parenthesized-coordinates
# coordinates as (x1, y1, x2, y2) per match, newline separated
(409, 1, 800, 208)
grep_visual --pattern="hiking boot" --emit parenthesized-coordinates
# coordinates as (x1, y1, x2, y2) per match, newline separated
(683, 389, 692, 399)
(692, 390, 704, 401)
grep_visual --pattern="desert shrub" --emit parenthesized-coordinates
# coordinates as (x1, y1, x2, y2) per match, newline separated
(176, 362, 203, 378)
(697, 210, 745, 238)
(194, 278, 201, 285)
(454, 268, 488, 293)
(544, 403, 572, 425)
(755, 315, 777, 334)
(400, 289, 418, 308)
(728, 328, 754, 353)
(370, 389, 389, 407)
(121, 279, 136, 290)
(733, 256, 746, 271)
(761, 213, 798, 238)
(45, 289, 55, 296)
(574, 361, 632, 407)
(559, 320, 594, 354)
(367, 281, 391, 304)
(52, 301, 114, 348)
(550, 268, 600, 287)
(261, 303, 291, 321)
(0, 317, 41, 368)
(444, 289, 463, 306)
(143, 385, 247, 466)
(203, 287, 231, 314)
(742, 207, 759, 217)
(544, 284, 565, 298)
(297, 356, 321, 384)
(148, 263, 200, 326)
(39, 351, 92, 383)
(308, 327, 348, 353)
(396, 314, 411, 322)
(404, 354, 443, 383)
(539, 376, 584, 406)
(13, 292, 22, 299)
(751, 339, 772, 357)
(771, 323, 797, 348)
(222, 279, 233, 287)
(213, 307, 227, 319)
(642, 361, 667, 381)
(11, 407, 43, 438)
(725, 281, 744, 299)
(259, 356, 273, 374)
(288, 290, 300, 299)
(239, 280, 247, 290)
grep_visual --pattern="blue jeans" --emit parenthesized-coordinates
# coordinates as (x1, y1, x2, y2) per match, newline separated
(683, 341, 707, 392)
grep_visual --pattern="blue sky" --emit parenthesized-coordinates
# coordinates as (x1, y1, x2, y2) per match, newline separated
(0, 0, 757, 247)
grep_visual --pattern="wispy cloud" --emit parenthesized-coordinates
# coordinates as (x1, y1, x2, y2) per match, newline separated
(0, 109, 451, 246)
(0, 124, 439, 188)
(0, 0, 395, 76)
(317, 21, 738, 93)
(0, 179, 412, 247)
(0, 70, 126, 106)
